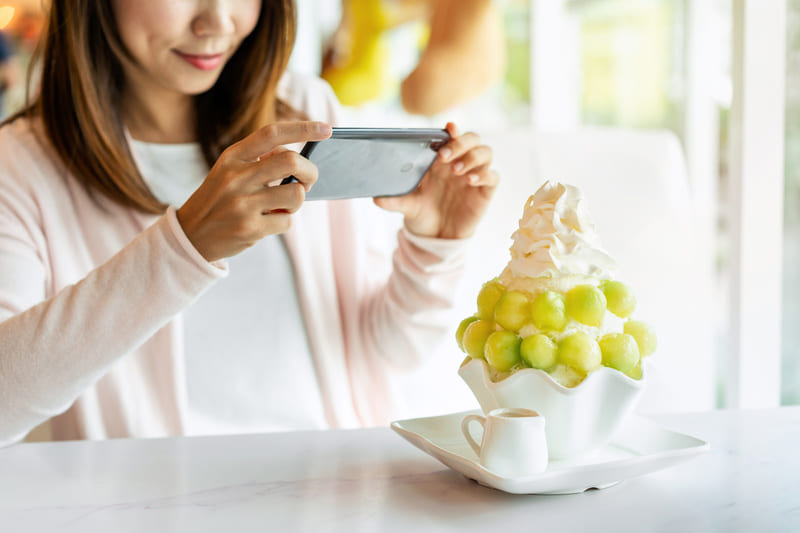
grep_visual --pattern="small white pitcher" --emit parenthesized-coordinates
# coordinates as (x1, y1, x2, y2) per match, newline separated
(461, 407, 549, 478)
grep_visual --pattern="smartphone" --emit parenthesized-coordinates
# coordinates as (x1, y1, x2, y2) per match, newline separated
(282, 127, 450, 201)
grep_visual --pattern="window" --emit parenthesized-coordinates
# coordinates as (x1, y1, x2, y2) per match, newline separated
(784, 0, 800, 405)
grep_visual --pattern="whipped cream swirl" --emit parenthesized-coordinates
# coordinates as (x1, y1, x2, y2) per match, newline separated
(507, 181, 616, 279)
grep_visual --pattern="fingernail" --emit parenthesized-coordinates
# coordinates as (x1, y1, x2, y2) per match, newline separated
(469, 173, 479, 184)
(318, 123, 332, 135)
(440, 147, 452, 161)
(454, 162, 464, 174)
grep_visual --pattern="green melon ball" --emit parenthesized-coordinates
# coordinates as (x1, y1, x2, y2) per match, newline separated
(476, 281, 505, 320)
(530, 291, 568, 331)
(462, 320, 496, 359)
(626, 362, 643, 380)
(557, 331, 602, 374)
(485, 330, 522, 371)
(598, 333, 640, 373)
(520, 334, 557, 370)
(455, 316, 479, 352)
(566, 285, 607, 327)
(601, 280, 637, 318)
(624, 320, 657, 356)
(493, 291, 530, 332)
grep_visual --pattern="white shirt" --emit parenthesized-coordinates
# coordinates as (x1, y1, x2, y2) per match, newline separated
(130, 139, 327, 435)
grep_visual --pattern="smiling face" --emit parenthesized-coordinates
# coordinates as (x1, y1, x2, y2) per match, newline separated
(112, 0, 262, 98)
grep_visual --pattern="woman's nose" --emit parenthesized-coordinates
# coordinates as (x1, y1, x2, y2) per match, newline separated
(191, 0, 236, 38)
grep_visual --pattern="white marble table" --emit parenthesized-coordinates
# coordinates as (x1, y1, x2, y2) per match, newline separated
(1, 407, 798, 532)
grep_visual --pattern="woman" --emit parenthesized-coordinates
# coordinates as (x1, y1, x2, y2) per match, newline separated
(0, 0, 497, 444)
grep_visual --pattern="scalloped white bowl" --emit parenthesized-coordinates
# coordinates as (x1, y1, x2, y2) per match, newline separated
(458, 358, 646, 459)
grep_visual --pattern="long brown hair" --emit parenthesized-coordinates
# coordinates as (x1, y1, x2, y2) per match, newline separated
(14, 0, 298, 214)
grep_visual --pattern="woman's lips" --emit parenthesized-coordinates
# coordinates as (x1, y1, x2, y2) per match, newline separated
(174, 51, 224, 71)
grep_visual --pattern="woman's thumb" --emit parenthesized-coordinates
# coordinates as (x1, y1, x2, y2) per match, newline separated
(373, 195, 414, 216)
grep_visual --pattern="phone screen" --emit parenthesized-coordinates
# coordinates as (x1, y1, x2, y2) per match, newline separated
(300, 130, 448, 201)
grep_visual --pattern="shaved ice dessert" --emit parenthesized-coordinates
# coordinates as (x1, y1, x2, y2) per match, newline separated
(455, 181, 658, 458)
(456, 181, 656, 386)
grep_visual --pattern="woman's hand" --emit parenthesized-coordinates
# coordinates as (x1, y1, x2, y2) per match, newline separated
(374, 122, 497, 239)
(176, 122, 332, 262)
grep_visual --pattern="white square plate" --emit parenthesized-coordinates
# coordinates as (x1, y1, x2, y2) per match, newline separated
(391, 410, 709, 494)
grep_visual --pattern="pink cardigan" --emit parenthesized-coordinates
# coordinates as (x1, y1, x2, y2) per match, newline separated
(0, 74, 467, 444)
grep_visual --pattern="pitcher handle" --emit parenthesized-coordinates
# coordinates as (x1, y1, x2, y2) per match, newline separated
(461, 414, 486, 458)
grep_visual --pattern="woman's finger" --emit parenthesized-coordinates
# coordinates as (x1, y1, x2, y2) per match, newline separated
(234, 209, 294, 244)
(465, 166, 500, 188)
(446, 122, 460, 138)
(373, 194, 418, 218)
(250, 181, 308, 214)
(227, 121, 332, 163)
(450, 145, 493, 175)
(212, 186, 302, 246)
(245, 149, 319, 192)
(437, 131, 482, 163)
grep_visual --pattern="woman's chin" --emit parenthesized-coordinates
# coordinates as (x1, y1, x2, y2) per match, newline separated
(180, 77, 223, 96)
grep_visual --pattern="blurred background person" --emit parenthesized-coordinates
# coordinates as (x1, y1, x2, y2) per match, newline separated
(0, 30, 20, 119)
(320, 0, 505, 117)
(0, 2, 45, 120)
